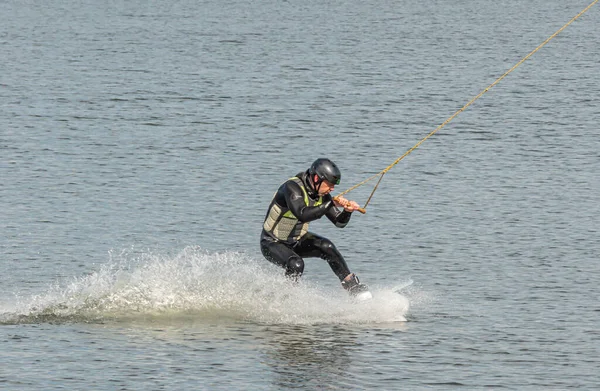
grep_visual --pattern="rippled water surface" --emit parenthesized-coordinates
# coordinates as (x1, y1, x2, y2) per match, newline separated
(2, 0, 599, 389)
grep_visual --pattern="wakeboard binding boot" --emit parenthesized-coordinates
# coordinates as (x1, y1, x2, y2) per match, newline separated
(342, 273, 373, 301)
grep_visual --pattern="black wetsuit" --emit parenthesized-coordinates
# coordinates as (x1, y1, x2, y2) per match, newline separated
(260, 170, 353, 280)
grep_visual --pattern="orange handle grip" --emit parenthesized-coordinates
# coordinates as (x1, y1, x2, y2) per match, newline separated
(333, 197, 367, 214)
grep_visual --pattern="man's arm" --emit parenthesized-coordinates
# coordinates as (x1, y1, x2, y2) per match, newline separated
(325, 203, 352, 228)
(284, 181, 332, 222)
(326, 195, 362, 227)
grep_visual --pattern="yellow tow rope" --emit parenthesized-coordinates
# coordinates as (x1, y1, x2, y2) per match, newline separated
(336, 0, 598, 213)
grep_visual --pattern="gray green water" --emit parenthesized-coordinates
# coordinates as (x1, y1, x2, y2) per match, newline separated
(2, 0, 599, 389)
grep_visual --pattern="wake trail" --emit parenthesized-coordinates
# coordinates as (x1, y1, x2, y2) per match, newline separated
(1, 246, 410, 325)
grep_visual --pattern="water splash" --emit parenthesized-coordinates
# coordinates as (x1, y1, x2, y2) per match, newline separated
(1, 246, 409, 325)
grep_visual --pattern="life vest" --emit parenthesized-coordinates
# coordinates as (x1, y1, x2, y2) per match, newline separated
(263, 176, 323, 242)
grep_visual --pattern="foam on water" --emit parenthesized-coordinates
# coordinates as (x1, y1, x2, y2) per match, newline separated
(1, 246, 409, 325)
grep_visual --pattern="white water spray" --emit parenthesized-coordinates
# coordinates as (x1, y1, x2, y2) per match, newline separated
(2, 246, 410, 325)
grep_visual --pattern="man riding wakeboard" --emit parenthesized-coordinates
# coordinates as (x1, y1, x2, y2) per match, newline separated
(260, 158, 371, 299)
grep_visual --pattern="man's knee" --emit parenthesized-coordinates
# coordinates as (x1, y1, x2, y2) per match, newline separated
(286, 255, 304, 277)
(318, 238, 338, 255)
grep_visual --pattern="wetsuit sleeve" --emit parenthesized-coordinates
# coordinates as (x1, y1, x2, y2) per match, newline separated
(284, 180, 332, 222)
(324, 195, 352, 228)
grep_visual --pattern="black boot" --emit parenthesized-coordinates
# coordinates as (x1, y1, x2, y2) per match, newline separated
(341, 274, 371, 299)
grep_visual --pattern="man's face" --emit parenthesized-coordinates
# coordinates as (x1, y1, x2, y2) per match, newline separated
(314, 175, 335, 195)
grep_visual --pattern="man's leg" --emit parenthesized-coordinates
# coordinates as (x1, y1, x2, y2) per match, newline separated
(294, 232, 351, 281)
(260, 235, 304, 278)
(296, 233, 369, 295)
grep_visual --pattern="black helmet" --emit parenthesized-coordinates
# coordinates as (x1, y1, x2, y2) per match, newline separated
(309, 158, 341, 185)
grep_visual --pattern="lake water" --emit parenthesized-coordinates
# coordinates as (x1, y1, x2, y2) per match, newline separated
(2, 0, 599, 389)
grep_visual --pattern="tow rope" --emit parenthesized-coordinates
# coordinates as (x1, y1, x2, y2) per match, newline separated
(336, 0, 598, 214)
